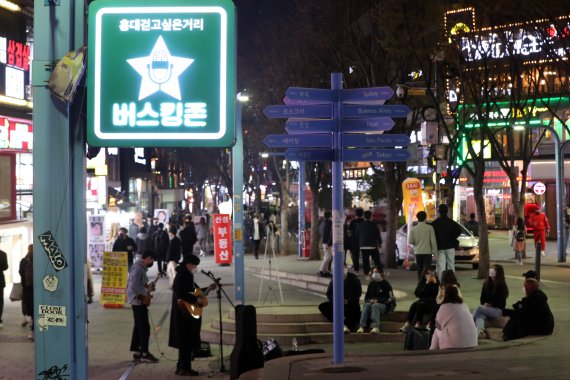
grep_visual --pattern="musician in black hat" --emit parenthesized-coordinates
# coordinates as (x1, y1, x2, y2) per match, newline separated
(169, 254, 215, 376)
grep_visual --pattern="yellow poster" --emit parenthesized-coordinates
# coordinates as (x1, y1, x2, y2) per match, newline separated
(402, 178, 424, 222)
(100, 251, 128, 307)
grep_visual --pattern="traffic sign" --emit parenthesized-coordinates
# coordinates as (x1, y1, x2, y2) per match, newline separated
(284, 149, 334, 161)
(342, 86, 394, 103)
(341, 118, 394, 132)
(263, 133, 332, 148)
(533, 182, 546, 195)
(285, 119, 336, 134)
(342, 149, 410, 162)
(285, 87, 332, 103)
(263, 104, 332, 119)
(342, 104, 411, 119)
(342, 134, 410, 148)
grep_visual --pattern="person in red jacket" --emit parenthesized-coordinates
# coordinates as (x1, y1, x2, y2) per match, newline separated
(529, 206, 550, 257)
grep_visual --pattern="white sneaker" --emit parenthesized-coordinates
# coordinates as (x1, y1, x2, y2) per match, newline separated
(356, 327, 364, 333)
(370, 327, 380, 334)
(541, 251, 546, 257)
(343, 325, 350, 334)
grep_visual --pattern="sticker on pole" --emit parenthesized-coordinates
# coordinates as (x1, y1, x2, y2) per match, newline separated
(38, 231, 68, 272)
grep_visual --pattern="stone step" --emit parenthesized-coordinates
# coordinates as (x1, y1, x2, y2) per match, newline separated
(211, 319, 404, 334)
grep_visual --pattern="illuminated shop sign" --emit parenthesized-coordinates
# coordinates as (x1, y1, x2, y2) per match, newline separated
(87, 0, 236, 148)
(0, 35, 31, 100)
(0, 116, 33, 151)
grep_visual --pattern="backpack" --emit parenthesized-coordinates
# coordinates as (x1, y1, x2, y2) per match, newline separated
(515, 228, 525, 242)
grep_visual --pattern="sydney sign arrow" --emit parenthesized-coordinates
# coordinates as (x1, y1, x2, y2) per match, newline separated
(341, 86, 394, 103)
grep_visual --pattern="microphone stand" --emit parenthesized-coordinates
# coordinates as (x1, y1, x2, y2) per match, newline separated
(205, 270, 235, 377)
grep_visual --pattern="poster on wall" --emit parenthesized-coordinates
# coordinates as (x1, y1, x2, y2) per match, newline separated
(213, 213, 232, 265)
(402, 178, 424, 223)
(153, 208, 169, 225)
(100, 251, 128, 307)
(88, 215, 106, 270)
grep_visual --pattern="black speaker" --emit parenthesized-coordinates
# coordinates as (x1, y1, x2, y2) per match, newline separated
(230, 305, 264, 379)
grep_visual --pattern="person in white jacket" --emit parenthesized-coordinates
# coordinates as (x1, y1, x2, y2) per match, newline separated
(430, 285, 478, 350)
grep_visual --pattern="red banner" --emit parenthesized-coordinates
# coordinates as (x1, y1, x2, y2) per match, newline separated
(213, 213, 232, 265)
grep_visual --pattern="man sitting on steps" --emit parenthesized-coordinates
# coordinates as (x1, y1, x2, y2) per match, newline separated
(318, 265, 362, 333)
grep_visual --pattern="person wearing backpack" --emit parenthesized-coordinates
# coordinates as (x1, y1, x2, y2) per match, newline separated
(511, 217, 526, 266)
(153, 223, 169, 275)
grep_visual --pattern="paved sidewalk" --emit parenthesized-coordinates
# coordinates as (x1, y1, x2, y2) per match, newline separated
(1, 232, 569, 379)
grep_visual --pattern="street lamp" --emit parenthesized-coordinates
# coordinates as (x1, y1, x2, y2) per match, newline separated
(233, 91, 249, 304)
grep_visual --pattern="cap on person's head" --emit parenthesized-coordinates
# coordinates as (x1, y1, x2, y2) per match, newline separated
(141, 250, 155, 260)
(364, 210, 372, 220)
(438, 204, 448, 215)
(416, 211, 427, 221)
(522, 270, 537, 279)
(524, 278, 539, 294)
(182, 254, 201, 266)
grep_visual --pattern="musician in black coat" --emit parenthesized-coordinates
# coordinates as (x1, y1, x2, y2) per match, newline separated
(169, 254, 214, 376)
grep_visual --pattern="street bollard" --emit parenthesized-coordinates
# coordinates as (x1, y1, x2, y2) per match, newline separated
(534, 241, 541, 281)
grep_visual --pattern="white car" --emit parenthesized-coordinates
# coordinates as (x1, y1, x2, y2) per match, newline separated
(395, 222, 480, 269)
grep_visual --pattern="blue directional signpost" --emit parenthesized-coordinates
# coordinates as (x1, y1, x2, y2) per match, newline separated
(264, 74, 411, 364)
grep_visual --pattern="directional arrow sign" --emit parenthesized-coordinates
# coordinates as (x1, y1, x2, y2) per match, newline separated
(342, 149, 410, 162)
(342, 86, 394, 103)
(263, 133, 333, 148)
(284, 149, 334, 161)
(342, 134, 410, 148)
(285, 119, 336, 134)
(263, 104, 332, 119)
(342, 104, 411, 119)
(285, 87, 332, 103)
(341, 118, 395, 133)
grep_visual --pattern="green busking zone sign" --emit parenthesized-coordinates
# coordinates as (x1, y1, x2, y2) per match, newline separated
(87, 0, 235, 147)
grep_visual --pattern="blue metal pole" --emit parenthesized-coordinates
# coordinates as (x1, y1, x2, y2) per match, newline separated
(331, 72, 344, 363)
(233, 98, 245, 303)
(298, 161, 305, 258)
(33, 1, 87, 378)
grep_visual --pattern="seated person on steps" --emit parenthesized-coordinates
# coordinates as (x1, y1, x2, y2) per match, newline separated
(357, 267, 396, 334)
(472, 264, 509, 339)
(400, 268, 439, 332)
(318, 265, 362, 333)
(430, 285, 478, 350)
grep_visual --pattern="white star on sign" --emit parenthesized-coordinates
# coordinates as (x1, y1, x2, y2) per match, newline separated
(127, 35, 194, 101)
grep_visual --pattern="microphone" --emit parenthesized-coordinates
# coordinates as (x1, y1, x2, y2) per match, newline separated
(201, 269, 211, 276)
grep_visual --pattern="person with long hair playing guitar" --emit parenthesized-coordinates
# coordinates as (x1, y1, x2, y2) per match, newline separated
(127, 250, 160, 363)
(169, 254, 215, 376)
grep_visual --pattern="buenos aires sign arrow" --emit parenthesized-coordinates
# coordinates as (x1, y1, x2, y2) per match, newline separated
(284, 149, 334, 161)
(263, 104, 332, 119)
(342, 86, 394, 103)
(343, 104, 411, 119)
(342, 134, 410, 148)
(263, 133, 333, 148)
(342, 149, 410, 162)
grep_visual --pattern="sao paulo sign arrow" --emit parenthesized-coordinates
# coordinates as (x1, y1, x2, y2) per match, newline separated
(342, 134, 410, 148)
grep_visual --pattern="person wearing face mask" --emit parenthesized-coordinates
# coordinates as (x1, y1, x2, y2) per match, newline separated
(472, 264, 509, 339)
(251, 214, 266, 259)
(127, 250, 159, 363)
(400, 268, 439, 332)
(502, 278, 554, 341)
(356, 267, 396, 334)
(318, 265, 362, 333)
(169, 254, 215, 376)
(113, 227, 138, 271)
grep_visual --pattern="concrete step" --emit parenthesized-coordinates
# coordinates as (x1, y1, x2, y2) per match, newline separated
(212, 319, 404, 334)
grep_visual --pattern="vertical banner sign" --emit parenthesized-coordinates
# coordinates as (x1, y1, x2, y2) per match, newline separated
(213, 213, 232, 265)
(87, 0, 235, 147)
(88, 215, 106, 271)
(100, 251, 128, 306)
(402, 178, 425, 223)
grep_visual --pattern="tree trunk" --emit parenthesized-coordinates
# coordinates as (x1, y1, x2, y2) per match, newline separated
(384, 165, 398, 269)
(473, 161, 490, 279)
(310, 187, 321, 260)
(279, 167, 290, 256)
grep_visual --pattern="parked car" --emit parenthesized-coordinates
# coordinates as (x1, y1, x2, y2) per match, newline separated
(395, 221, 480, 269)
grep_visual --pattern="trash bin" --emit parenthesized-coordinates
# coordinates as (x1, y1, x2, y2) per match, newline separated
(302, 229, 311, 257)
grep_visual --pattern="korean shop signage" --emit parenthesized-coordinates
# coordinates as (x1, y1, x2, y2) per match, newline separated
(87, 0, 235, 147)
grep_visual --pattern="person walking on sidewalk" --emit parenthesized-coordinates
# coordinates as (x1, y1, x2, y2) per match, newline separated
(113, 227, 138, 271)
(409, 211, 437, 280)
(355, 210, 383, 275)
(197, 217, 209, 257)
(318, 211, 333, 277)
(357, 267, 396, 334)
(511, 217, 527, 265)
(127, 250, 159, 363)
(179, 216, 198, 260)
(529, 206, 550, 257)
(251, 214, 266, 259)
(431, 204, 462, 280)
(348, 208, 365, 273)
(472, 264, 509, 339)
(153, 223, 169, 275)
(166, 225, 182, 288)
(19, 244, 33, 340)
(0, 243, 7, 328)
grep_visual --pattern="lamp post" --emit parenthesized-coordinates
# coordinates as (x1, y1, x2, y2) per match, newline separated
(233, 92, 249, 304)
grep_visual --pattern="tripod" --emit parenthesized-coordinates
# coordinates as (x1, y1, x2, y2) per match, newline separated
(204, 270, 235, 378)
(258, 230, 284, 304)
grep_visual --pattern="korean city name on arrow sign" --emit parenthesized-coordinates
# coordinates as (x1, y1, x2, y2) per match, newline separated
(285, 119, 336, 134)
(263, 104, 332, 119)
(342, 148, 410, 162)
(342, 104, 411, 118)
(284, 149, 335, 161)
(263, 133, 333, 148)
(285, 87, 333, 103)
(342, 133, 410, 148)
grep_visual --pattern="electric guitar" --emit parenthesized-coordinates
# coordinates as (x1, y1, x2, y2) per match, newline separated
(177, 284, 216, 318)
(141, 273, 162, 306)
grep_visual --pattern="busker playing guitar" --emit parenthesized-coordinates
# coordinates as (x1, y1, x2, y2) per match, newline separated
(127, 250, 160, 363)
(169, 254, 216, 376)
